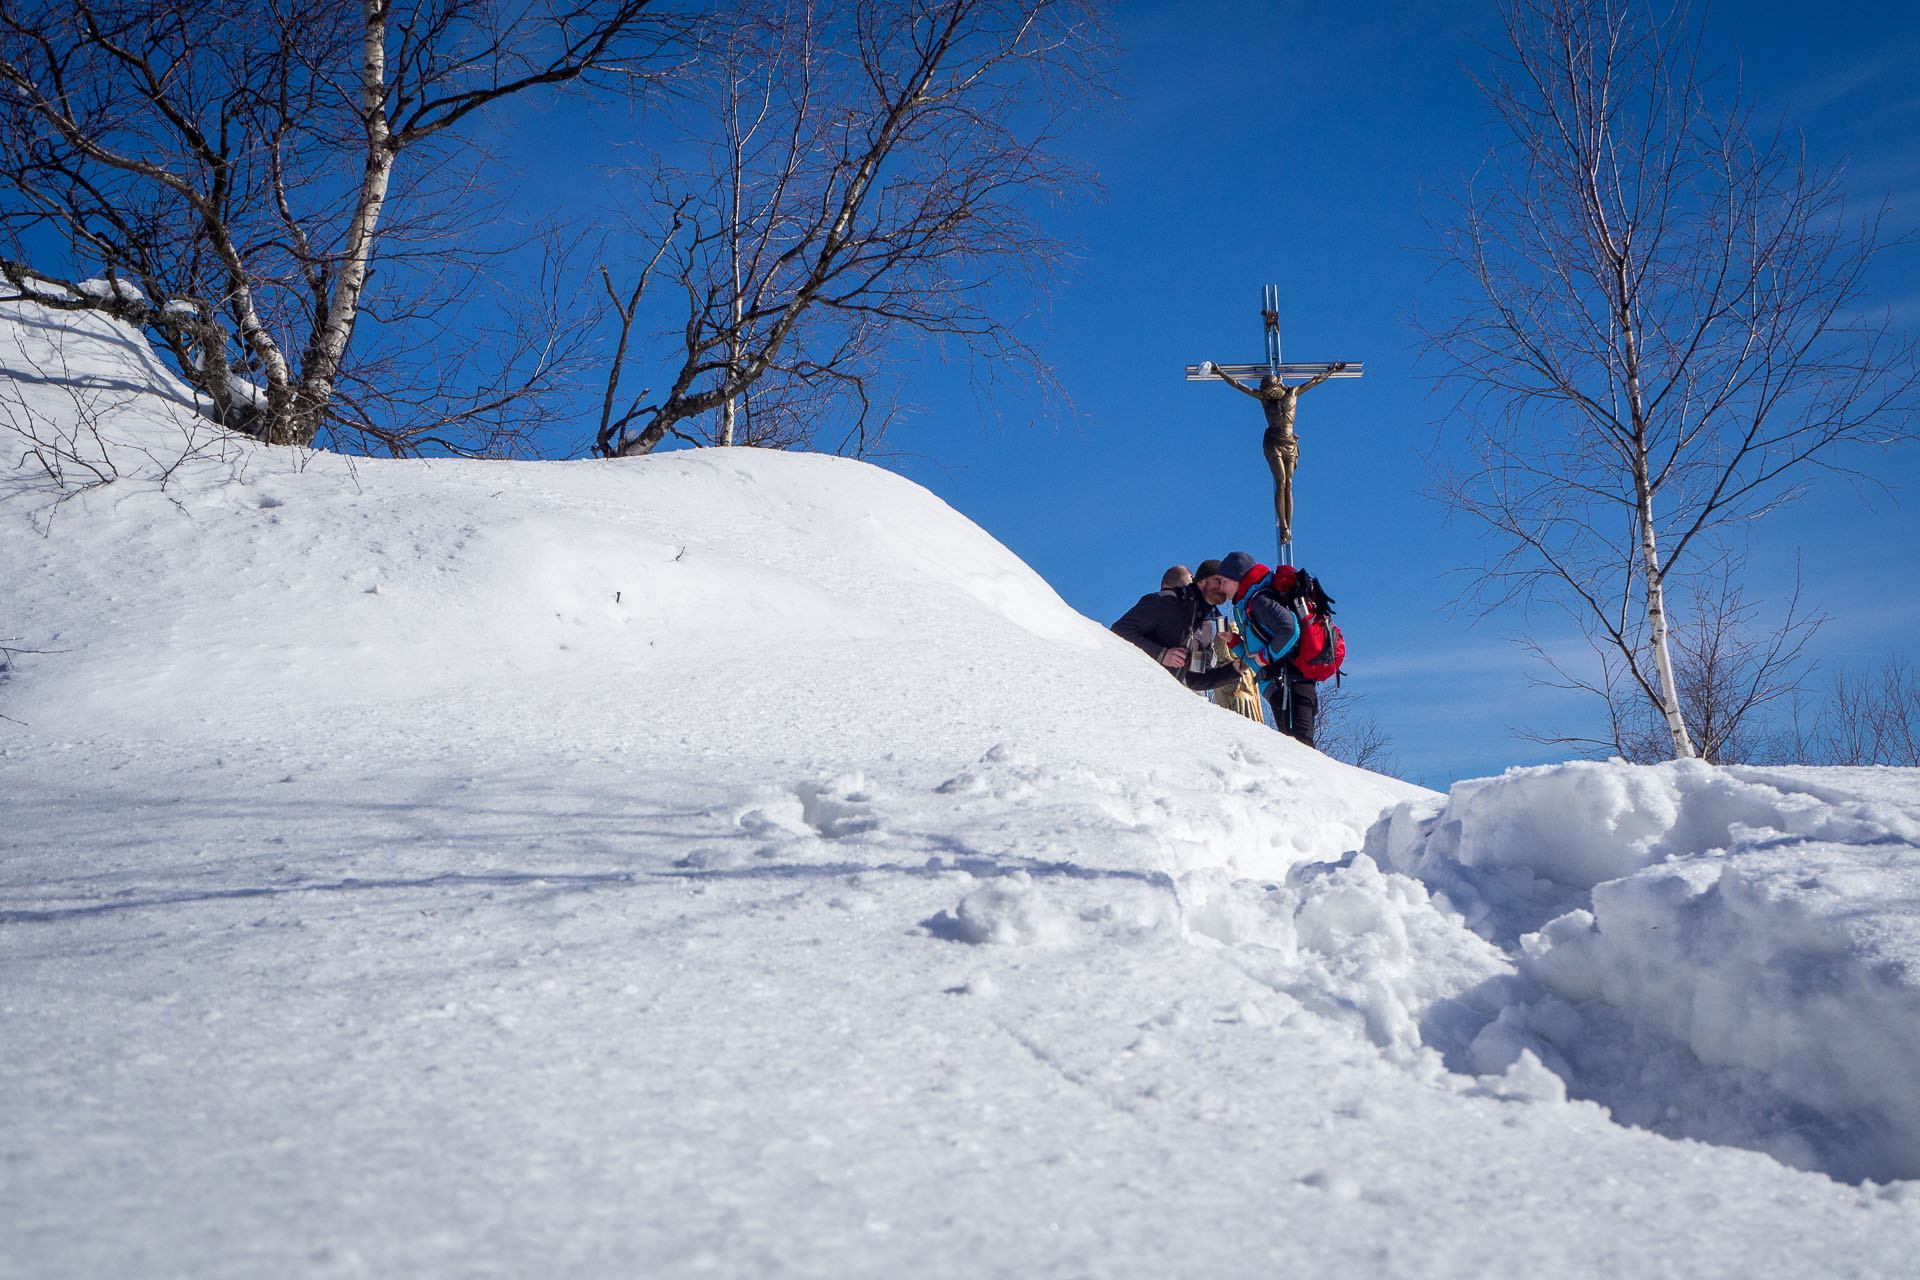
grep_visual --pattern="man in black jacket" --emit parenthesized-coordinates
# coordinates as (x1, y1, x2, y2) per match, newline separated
(1111, 559, 1246, 695)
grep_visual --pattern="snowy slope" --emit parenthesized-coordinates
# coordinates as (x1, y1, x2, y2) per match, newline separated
(4, 302, 1920, 1278)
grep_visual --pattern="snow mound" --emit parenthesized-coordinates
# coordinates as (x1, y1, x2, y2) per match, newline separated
(1, 302, 1420, 888)
(1374, 759, 1920, 1181)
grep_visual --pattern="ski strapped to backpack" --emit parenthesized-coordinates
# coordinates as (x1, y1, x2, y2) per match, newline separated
(1237, 564, 1346, 687)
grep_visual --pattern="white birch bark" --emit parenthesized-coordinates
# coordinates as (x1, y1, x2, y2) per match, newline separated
(289, 0, 399, 446)
(1636, 479, 1698, 758)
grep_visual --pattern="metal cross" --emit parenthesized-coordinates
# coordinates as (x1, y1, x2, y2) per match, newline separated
(1186, 285, 1362, 565)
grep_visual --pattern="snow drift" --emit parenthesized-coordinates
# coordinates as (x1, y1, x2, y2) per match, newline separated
(6, 301, 1920, 1277)
(1374, 760, 1920, 1183)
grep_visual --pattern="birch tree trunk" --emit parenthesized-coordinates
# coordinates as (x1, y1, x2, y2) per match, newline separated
(1634, 470, 1698, 758)
(1618, 246, 1696, 759)
(283, 0, 399, 447)
(717, 50, 744, 448)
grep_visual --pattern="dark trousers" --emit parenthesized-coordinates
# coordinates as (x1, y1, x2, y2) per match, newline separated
(1267, 677, 1318, 748)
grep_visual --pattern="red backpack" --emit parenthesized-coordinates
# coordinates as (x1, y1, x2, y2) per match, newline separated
(1270, 566, 1345, 683)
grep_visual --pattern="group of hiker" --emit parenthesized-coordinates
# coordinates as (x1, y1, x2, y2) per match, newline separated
(1110, 551, 1342, 749)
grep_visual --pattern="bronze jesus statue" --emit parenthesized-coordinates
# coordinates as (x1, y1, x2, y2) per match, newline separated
(1204, 362, 1347, 547)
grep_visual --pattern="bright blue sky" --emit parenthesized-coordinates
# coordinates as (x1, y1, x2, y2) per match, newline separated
(833, 0, 1920, 787)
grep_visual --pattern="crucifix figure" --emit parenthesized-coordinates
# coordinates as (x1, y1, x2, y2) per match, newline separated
(1187, 285, 1362, 562)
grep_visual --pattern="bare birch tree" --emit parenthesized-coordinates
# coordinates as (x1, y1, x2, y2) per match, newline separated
(0, 0, 671, 454)
(1415, 0, 1919, 759)
(1775, 658, 1920, 767)
(1515, 552, 1822, 763)
(595, 0, 1111, 459)
(1313, 685, 1401, 777)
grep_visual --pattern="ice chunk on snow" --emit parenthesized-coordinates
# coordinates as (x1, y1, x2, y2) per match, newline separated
(78, 277, 146, 302)
(951, 872, 1076, 946)
(1474, 1049, 1568, 1104)
(226, 374, 266, 409)
(14, 275, 79, 300)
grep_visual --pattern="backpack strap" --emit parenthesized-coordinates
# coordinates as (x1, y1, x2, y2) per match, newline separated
(1237, 574, 1285, 652)
(1234, 573, 1303, 698)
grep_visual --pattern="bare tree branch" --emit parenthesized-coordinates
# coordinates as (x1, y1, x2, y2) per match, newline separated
(597, 0, 1112, 459)
(0, 0, 676, 455)
(1768, 657, 1920, 766)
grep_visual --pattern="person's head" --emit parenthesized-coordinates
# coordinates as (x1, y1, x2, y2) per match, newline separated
(1210, 551, 1262, 602)
(1161, 564, 1192, 590)
(1193, 557, 1234, 605)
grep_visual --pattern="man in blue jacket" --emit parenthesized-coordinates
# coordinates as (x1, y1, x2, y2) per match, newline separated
(1216, 550, 1317, 747)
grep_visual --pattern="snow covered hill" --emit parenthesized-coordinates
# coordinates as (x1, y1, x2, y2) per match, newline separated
(5, 302, 1920, 1276)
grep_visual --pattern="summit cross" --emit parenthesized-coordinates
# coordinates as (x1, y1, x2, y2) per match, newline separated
(1186, 284, 1362, 564)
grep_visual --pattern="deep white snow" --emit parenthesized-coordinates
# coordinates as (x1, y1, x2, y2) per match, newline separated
(5, 302, 1920, 1277)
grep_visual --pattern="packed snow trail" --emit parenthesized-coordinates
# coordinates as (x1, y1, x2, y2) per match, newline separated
(5, 302, 1920, 1277)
